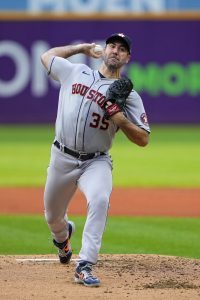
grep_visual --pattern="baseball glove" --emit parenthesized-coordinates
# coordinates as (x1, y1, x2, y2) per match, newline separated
(103, 77, 133, 119)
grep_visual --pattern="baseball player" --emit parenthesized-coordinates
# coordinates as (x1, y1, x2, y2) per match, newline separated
(41, 33, 150, 287)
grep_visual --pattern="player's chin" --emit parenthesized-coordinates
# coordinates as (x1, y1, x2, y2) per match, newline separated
(108, 57, 119, 64)
(107, 60, 121, 69)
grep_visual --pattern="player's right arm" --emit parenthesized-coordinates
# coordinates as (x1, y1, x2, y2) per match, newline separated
(41, 43, 101, 70)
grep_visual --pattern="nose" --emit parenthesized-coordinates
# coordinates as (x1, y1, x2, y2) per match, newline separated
(111, 46, 118, 55)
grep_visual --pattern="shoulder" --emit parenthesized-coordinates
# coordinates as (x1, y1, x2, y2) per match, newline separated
(128, 89, 143, 103)
(49, 57, 92, 83)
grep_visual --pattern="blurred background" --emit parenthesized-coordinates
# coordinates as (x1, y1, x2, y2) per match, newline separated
(0, 0, 200, 124)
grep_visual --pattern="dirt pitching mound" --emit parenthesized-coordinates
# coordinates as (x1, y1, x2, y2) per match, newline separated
(1, 254, 200, 300)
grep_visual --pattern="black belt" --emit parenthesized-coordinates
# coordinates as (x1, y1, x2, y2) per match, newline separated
(53, 140, 105, 161)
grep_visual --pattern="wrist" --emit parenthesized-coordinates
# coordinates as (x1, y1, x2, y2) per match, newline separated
(104, 103, 121, 120)
(110, 112, 126, 124)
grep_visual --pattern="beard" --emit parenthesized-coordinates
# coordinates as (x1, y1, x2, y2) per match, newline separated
(103, 55, 124, 72)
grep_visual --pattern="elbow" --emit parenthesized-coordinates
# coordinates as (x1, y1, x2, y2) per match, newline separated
(40, 52, 47, 66)
(137, 133, 149, 147)
(41, 51, 52, 69)
(140, 138, 149, 147)
(40, 53, 44, 63)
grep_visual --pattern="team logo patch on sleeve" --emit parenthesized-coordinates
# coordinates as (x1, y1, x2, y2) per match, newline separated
(140, 113, 149, 126)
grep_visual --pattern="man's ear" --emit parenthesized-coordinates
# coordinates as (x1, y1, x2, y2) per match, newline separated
(126, 54, 131, 64)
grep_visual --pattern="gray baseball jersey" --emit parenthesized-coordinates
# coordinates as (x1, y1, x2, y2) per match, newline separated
(44, 55, 150, 264)
(48, 56, 150, 153)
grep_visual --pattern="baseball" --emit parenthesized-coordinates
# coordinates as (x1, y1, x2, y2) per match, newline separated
(93, 44, 103, 54)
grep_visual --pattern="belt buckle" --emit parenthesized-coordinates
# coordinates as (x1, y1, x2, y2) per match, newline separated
(78, 151, 88, 160)
(60, 143, 64, 152)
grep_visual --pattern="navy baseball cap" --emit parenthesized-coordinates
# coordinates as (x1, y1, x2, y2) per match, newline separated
(106, 33, 132, 54)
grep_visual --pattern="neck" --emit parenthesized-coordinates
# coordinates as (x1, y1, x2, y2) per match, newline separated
(99, 64, 121, 79)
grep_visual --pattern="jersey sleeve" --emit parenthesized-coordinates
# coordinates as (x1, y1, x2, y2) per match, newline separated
(125, 91, 151, 133)
(47, 56, 75, 84)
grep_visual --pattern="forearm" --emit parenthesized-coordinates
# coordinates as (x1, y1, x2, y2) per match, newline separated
(41, 43, 97, 70)
(111, 112, 149, 147)
(43, 44, 85, 60)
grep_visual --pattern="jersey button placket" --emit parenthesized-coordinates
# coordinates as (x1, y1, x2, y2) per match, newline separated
(75, 104, 87, 150)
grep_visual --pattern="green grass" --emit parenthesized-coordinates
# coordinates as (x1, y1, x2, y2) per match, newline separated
(111, 125, 200, 187)
(0, 125, 53, 186)
(0, 215, 199, 259)
(0, 124, 200, 187)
